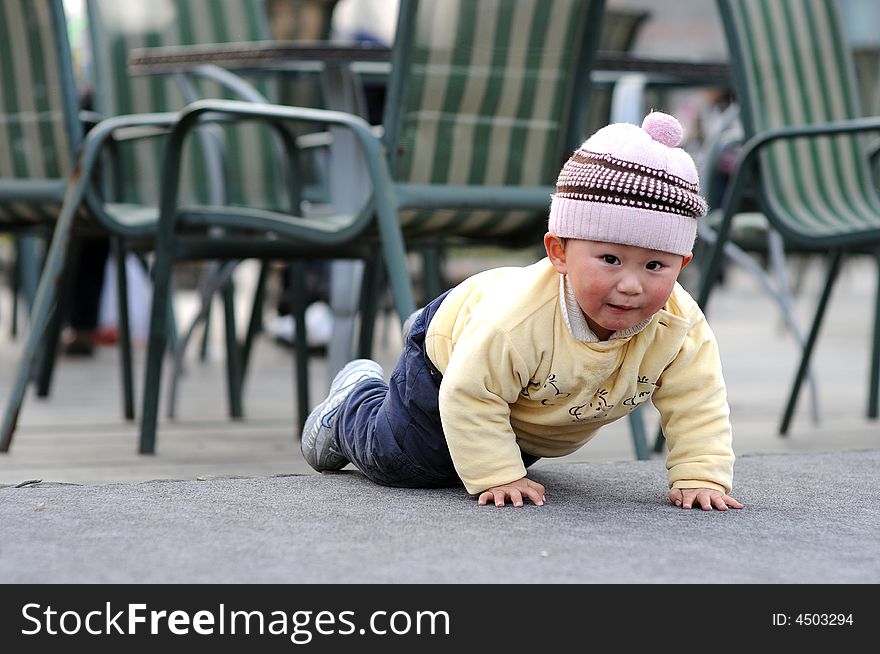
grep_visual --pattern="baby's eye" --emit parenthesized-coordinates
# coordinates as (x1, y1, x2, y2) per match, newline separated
(602, 255, 620, 265)
(646, 261, 664, 271)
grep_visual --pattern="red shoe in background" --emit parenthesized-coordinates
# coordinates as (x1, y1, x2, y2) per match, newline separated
(94, 325, 119, 346)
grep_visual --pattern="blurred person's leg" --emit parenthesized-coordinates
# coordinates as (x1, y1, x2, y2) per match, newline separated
(63, 236, 110, 356)
(269, 260, 334, 351)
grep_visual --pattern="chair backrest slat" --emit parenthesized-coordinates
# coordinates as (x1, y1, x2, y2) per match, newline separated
(86, 0, 283, 208)
(382, 0, 605, 238)
(719, 0, 880, 240)
(0, 0, 78, 182)
(0, 0, 82, 226)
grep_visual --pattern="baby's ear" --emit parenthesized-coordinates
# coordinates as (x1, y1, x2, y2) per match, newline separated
(680, 252, 694, 270)
(544, 232, 567, 273)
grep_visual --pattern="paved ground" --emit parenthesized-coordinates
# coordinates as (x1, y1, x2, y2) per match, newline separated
(2, 449, 877, 583)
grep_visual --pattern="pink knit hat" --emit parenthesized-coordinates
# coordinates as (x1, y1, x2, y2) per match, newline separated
(548, 111, 707, 256)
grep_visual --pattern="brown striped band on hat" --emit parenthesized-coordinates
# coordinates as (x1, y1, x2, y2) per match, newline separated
(555, 151, 707, 219)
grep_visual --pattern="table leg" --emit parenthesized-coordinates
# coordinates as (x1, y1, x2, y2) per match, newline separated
(321, 63, 372, 384)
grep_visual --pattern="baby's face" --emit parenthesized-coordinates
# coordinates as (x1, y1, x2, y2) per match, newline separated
(554, 239, 689, 340)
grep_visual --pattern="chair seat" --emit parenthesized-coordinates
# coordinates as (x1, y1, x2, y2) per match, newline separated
(177, 204, 363, 239)
(104, 203, 159, 229)
(399, 207, 545, 237)
(764, 176, 880, 244)
(393, 183, 554, 237)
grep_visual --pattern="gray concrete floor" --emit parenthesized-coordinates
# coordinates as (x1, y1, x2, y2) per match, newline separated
(0, 251, 877, 487)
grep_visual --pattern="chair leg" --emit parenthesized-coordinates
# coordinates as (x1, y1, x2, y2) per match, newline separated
(357, 253, 384, 358)
(780, 250, 843, 435)
(652, 424, 665, 453)
(164, 272, 180, 357)
(239, 260, 271, 384)
(627, 405, 650, 460)
(869, 252, 880, 419)
(32, 233, 81, 398)
(10, 250, 19, 338)
(140, 246, 176, 455)
(696, 232, 727, 311)
(113, 240, 135, 421)
(196, 262, 221, 365)
(221, 278, 244, 419)
(198, 302, 212, 361)
(1, 191, 83, 451)
(421, 245, 445, 303)
(166, 259, 238, 418)
(290, 262, 310, 436)
(12, 235, 42, 338)
(371, 193, 417, 324)
(766, 231, 820, 424)
(326, 259, 365, 382)
(33, 291, 65, 398)
(0, 270, 63, 450)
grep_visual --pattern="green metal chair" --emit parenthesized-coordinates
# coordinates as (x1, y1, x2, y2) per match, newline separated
(139, 0, 656, 459)
(0, 0, 181, 451)
(699, 0, 880, 433)
(86, 0, 329, 423)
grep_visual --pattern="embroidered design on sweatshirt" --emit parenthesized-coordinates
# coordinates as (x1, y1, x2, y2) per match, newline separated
(567, 376, 658, 421)
(623, 376, 657, 410)
(520, 374, 571, 406)
(569, 388, 614, 421)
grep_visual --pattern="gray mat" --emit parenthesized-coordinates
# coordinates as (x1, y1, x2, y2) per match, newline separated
(1, 450, 877, 583)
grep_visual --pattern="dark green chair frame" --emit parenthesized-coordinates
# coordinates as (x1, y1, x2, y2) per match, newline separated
(698, 0, 880, 434)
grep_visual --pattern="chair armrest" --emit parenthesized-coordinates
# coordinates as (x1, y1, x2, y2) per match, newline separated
(182, 64, 272, 103)
(26, 111, 181, 324)
(157, 99, 390, 221)
(79, 109, 103, 132)
(110, 124, 178, 142)
(82, 112, 179, 149)
(155, 99, 400, 256)
(719, 116, 880, 225)
(157, 98, 416, 324)
(737, 116, 880, 168)
(74, 112, 179, 210)
(295, 124, 384, 151)
(79, 110, 176, 142)
(698, 114, 880, 309)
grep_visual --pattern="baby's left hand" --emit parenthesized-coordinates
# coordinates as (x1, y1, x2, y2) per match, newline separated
(668, 487, 743, 511)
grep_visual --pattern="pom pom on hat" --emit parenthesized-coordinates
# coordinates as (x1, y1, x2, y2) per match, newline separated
(642, 111, 683, 147)
(548, 111, 707, 256)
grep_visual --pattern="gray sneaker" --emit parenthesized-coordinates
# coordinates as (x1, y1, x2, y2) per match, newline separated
(301, 359, 384, 471)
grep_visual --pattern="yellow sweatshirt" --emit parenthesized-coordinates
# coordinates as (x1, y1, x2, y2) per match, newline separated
(424, 258, 734, 495)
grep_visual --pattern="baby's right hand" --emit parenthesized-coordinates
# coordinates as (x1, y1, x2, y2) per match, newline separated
(478, 477, 546, 508)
